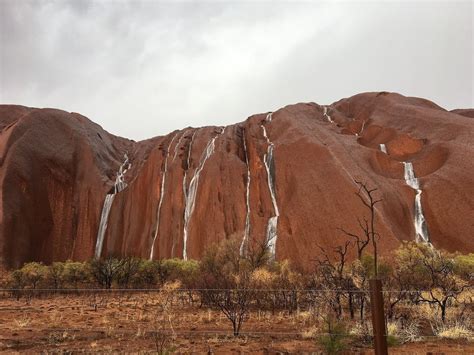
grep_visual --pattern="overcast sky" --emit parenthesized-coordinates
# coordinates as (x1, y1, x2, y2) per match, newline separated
(1, 1, 472, 140)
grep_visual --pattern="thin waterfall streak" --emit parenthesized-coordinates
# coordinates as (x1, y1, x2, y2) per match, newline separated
(150, 134, 178, 260)
(183, 128, 224, 260)
(379, 144, 387, 154)
(183, 130, 198, 200)
(176, 130, 197, 259)
(261, 115, 279, 257)
(264, 145, 279, 216)
(94, 194, 115, 259)
(240, 131, 251, 256)
(323, 106, 334, 123)
(173, 130, 188, 162)
(358, 120, 366, 136)
(114, 153, 130, 194)
(95, 153, 130, 259)
(403, 162, 431, 244)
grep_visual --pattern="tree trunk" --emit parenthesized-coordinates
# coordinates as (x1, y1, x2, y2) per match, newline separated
(360, 295, 365, 321)
(349, 292, 355, 319)
(441, 300, 447, 322)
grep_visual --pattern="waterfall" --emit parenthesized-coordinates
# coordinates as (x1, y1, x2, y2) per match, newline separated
(183, 130, 197, 201)
(172, 130, 188, 162)
(182, 127, 225, 260)
(150, 134, 178, 260)
(403, 162, 430, 243)
(323, 106, 335, 123)
(174, 130, 197, 258)
(261, 113, 279, 258)
(114, 153, 130, 193)
(95, 153, 130, 258)
(380, 144, 387, 154)
(403, 162, 419, 190)
(240, 131, 251, 256)
(95, 194, 115, 259)
(357, 120, 366, 137)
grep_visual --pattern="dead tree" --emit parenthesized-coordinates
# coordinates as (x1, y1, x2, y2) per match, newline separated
(340, 181, 382, 276)
(199, 236, 272, 336)
(315, 241, 353, 319)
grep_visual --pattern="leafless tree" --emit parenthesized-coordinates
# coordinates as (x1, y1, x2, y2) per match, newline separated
(315, 241, 353, 319)
(199, 236, 273, 336)
(340, 181, 382, 276)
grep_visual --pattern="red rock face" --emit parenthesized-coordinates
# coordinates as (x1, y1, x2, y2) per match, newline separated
(1, 92, 473, 269)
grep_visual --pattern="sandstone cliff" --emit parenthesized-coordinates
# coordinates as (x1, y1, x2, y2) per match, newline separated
(1, 92, 473, 268)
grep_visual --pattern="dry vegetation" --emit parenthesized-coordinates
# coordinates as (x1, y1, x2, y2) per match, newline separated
(0, 183, 472, 353)
(0, 237, 472, 353)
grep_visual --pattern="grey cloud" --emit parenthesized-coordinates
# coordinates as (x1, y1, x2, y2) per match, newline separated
(0, 0, 472, 140)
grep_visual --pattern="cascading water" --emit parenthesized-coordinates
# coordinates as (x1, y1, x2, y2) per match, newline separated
(261, 113, 279, 258)
(182, 131, 197, 202)
(114, 153, 130, 193)
(95, 195, 115, 259)
(380, 145, 430, 244)
(403, 162, 430, 243)
(323, 106, 335, 123)
(182, 127, 225, 260)
(356, 120, 366, 137)
(172, 130, 197, 258)
(150, 134, 178, 260)
(172, 130, 188, 162)
(240, 131, 251, 256)
(403, 162, 419, 190)
(95, 153, 131, 258)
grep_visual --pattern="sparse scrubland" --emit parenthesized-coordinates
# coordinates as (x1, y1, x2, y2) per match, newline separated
(0, 238, 472, 353)
(1, 183, 472, 353)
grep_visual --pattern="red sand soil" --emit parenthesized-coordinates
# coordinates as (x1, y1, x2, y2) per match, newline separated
(0, 92, 473, 268)
(0, 292, 471, 353)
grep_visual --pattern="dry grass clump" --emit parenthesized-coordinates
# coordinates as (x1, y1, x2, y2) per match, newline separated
(434, 322, 474, 340)
(397, 321, 421, 343)
(349, 322, 371, 339)
(386, 320, 421, 344)
(301, 326, 319, 339)
(250, 268, 276, 287)
(14, 315, 31, 329)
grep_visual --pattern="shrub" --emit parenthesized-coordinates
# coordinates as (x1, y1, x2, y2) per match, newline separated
(317, 316, 348, 354)
(134, 259, 161, 287)
(199, 236, 262, 336)
(348, 322, 372, 344)
(386, 322, 401, 347)
(394, 242, 469, 322)
(116, 257, 141, 288)
(10, 269, 26, 289)
(19, 262, 48, 289)
(250, 268, 276, 288)
(162, 258, 199, 288)
(63, 261, 89, 289)
(453, 253, 474, 282)
(47, 262, 65, 289)
(90, 257, 124, 289)
(397, 320, 421, 344)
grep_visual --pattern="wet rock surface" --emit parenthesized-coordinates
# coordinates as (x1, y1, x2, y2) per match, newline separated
(1, 92, 473, 268)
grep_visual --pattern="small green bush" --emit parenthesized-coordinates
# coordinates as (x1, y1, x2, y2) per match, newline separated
(386, 334, 400, 347)
(317, 317, 348, 354)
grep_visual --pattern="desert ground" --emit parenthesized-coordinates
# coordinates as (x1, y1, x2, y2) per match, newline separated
(0, 291, 472, 354)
